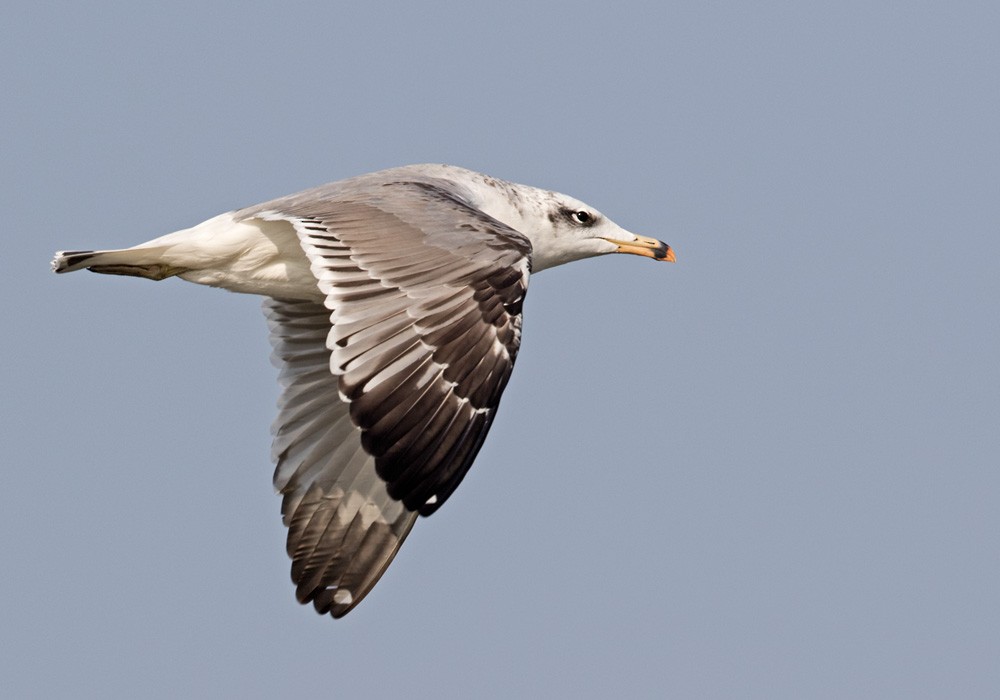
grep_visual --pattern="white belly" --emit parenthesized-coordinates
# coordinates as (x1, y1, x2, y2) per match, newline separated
(150, 213, 322, 300)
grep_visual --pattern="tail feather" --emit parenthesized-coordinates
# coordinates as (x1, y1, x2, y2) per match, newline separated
(51, 247, 182, 280)
(52, 250, 100, 273)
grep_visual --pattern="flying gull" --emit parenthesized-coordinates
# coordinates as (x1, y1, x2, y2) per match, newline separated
(52, 164, 675, 618)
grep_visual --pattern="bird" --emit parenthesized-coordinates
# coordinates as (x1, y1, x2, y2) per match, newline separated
(52, 164, 675, 618)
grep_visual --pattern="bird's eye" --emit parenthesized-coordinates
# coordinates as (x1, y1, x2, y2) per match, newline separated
(571, 211, 592, 224)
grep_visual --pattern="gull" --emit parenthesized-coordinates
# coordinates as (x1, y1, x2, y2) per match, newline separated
(52, 164, 675, 618)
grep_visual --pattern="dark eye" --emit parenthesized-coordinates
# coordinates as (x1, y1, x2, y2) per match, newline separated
(571, 210, 592, 224)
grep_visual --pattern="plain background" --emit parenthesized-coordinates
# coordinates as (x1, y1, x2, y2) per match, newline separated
(3, 2, 998, 698)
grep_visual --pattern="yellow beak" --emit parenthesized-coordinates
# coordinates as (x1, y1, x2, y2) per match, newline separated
(602, 234, 676, 262)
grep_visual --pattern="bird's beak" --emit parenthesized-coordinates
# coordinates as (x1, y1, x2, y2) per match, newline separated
(602, 234, 676, 262)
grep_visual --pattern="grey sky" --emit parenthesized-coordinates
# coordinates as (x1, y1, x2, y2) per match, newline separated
(3, 2, 999, 698)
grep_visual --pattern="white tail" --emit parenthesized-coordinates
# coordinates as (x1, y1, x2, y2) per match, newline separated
(51, 246, 181, 280)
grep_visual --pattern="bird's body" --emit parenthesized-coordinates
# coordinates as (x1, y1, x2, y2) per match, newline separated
(53, 164, 674, 618)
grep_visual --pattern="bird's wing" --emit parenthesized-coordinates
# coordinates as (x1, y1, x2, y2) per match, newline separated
(254, 180, 531, 617)
(264, 298, 417, 618)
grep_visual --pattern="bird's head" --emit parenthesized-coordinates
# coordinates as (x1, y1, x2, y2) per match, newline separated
(424, 165, 676, 273)
(518, 191, 675, 272)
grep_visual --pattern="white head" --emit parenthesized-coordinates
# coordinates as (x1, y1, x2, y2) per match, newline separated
(437, 165, 675, 273)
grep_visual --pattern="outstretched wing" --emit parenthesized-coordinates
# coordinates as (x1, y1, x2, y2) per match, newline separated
(265, 298, 417, 617)
(253, 180, 531, 617)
